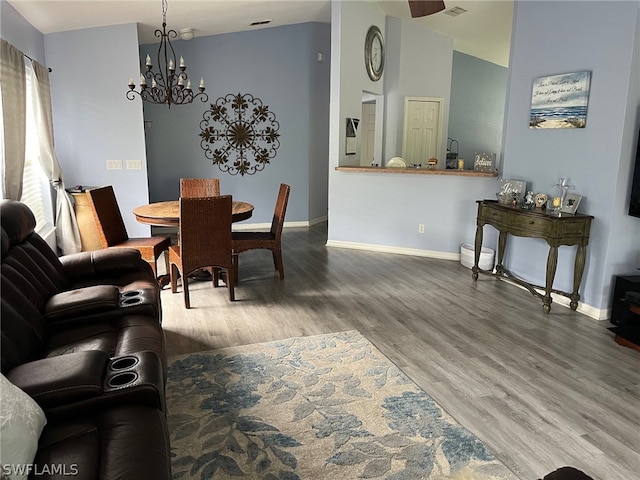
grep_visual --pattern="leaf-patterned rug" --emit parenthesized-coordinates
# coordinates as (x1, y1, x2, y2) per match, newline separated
(167, 330, 519, 480)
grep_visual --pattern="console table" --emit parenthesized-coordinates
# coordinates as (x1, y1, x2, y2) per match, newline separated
(472, 200, 593, 313)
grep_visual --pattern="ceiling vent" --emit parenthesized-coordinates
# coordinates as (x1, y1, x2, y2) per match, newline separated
(444, 6, 468, 17)
(250, 19, 272, 26)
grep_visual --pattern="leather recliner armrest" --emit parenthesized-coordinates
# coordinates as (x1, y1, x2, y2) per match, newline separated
(60, 248, 153, 280)
(6, 351, 110, 410)
(44, 286, 161, 330)
(45, 285, 120, 322)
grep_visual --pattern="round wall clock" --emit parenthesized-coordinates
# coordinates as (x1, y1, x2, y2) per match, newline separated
(364, 25, 384, 82)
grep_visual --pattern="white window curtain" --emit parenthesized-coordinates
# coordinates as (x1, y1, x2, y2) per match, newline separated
(0, 39, 80, 254)
(28, 60, 81, 254)
(0, 39, 26, 200)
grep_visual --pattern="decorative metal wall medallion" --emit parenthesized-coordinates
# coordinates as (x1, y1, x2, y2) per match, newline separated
(199, 93, 280, 176)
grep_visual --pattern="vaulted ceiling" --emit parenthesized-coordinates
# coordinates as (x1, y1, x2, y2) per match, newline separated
(7, 0, 512, 66)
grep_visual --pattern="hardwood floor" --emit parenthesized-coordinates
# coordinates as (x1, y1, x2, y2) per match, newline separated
(159, 223, 639, 480)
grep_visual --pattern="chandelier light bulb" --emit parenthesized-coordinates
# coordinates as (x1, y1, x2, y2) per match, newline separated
(146, 54, 152, 66)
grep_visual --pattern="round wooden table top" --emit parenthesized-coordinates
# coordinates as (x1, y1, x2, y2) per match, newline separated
(133, 200, 254, 227)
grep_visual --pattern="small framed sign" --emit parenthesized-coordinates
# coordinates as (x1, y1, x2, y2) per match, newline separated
(498, 179, 526, 196)
(560, 193, 582, 214)
(474, 152, 496, 172)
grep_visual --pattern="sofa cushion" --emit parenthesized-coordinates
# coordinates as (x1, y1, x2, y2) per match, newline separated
(0, 373, 47, 480)
(46, 316, 166, 373)
(34, 405, 171, 480)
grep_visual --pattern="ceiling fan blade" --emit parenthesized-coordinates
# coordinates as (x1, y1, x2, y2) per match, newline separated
(408, 0, 446, 18)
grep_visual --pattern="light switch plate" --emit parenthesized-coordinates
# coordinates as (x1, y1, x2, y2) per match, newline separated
(106, 160, 122, 170)
(126, 160, 142, 170)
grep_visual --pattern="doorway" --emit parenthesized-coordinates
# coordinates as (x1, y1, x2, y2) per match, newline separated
(402, 97, 443, 166)
(360, 103, 376, 166)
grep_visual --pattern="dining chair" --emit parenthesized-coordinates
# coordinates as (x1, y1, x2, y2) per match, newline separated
(180, 178, 220, 198)
(232, 183, 290, 280)
(168, 195, 237, 307)
(86, 186, 171, 281)
(180, 177, 222, 281)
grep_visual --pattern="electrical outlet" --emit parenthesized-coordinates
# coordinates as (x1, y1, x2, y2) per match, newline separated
(106, 160, 122, 170)
(418, 224, 425, 234)
(126, 160, 142, 170)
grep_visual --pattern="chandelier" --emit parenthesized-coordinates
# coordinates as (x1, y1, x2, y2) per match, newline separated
(126, 0, 208, 108)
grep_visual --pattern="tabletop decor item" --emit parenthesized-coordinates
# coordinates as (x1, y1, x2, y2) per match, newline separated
(534, 193, 548, 209)
(473, 152, 496, 172)
(561, 193, 583, 214)
(199, 93, 280, 176)
(497, 179, 526, 205)
(529, 71, 591, 129)
(446, 137, 458, 169)
(551, 177, 574, 211)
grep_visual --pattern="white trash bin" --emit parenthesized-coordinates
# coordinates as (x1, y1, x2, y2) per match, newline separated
(460, 243, 495, 271)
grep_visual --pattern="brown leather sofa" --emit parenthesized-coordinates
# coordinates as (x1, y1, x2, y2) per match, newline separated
(1, 200, 171, 479)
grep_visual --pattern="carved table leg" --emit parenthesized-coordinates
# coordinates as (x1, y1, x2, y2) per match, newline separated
(495, 231, 507, 277)
(472, 224, 483, 280)
(543, 246, 559, 314)
(570, 245, 587, 310)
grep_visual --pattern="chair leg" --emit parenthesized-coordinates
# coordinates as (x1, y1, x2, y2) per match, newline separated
(228, 256, 237, 301)
(272, 249, 284, 280)
(170, 263, 179, 293)
(183, 275, 191, 309)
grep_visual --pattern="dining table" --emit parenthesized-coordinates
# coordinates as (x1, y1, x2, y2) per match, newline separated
(132, 200, 254, 227)
(132, 199, 254, 286)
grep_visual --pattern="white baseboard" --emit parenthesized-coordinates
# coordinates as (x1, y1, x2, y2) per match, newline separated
(153, 217, 328, 235)
(325, 239, 460, 261)
(325, 239, 607, 321)
(233, 219, 322, 231)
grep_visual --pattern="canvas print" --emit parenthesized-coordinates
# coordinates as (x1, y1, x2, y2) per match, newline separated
(529, 71, 591, 129)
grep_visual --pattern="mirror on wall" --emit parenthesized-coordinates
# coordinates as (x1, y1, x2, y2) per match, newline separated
(359, 91, 384, 166)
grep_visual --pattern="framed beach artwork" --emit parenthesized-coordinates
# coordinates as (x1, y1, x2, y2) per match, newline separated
(529, 71, 591, 129)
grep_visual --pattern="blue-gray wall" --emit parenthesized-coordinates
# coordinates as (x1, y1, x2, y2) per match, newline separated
(449, 51, 507, 168)
(0, 0, 44, 63)
(141, 22, 331, 225)
(44, 24, 149, 237)
(500, 0, 640, 314)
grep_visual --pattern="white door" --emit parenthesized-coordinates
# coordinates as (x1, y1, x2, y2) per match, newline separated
(360, 103, 376, 166)
(402, 98, 442, 166)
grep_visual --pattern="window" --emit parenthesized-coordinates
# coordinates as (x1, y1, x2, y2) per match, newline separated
(22, 62, 54, 232)
(0, 60, 54, 235)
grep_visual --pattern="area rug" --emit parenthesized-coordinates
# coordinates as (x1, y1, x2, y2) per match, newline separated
(166, 331, 519, 480)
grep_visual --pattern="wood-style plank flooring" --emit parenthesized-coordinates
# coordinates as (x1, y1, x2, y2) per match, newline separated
(159, 223, 639, 480)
